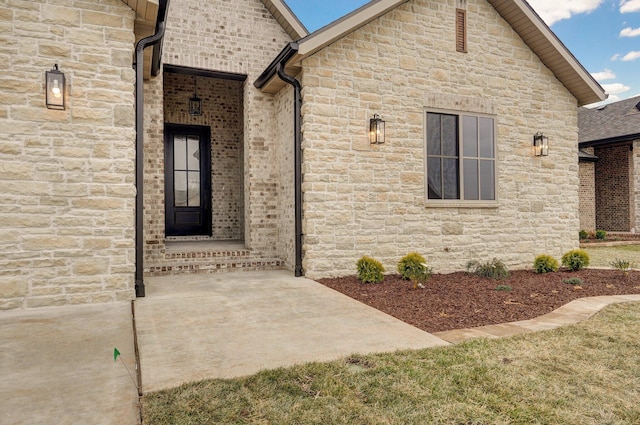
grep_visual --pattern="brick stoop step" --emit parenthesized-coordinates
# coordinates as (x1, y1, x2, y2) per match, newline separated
(145, 246, 284, 276)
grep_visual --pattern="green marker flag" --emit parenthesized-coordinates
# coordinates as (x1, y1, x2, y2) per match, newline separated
(114, 347, 121, 362)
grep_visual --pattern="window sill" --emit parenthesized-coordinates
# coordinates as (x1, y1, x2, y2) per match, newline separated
(424, 200, 499, 208)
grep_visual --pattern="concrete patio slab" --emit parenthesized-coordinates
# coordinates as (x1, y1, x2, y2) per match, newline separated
(134, 270, 449, 392)
(0, 302, 139, 425)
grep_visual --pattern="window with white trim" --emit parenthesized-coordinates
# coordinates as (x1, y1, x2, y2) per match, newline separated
(425, 111, 496, 202)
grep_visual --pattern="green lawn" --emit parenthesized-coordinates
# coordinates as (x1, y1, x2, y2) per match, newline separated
(584, 244, 640, 268)
(142, 302, 640, 425)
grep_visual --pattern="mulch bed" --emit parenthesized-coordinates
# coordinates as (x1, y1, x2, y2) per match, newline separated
(318, 269, 640, 333)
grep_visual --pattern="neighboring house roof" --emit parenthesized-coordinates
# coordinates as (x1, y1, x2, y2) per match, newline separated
(260, 0, 309, 40)
(256, 0, 606, 106)
(578, 96, 640, 146)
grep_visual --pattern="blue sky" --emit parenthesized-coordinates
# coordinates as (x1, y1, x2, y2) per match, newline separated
(284, 0, 639, 106)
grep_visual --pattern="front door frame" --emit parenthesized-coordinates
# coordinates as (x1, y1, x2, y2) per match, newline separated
(164, 123, 212, 237)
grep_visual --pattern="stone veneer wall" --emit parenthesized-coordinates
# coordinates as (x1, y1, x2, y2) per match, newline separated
(163, 72, 244, 240)
(579, 148, 596, 232)
(142, 0, 295, 274)
(0, 0, 137, 309)
(594, 144, 633, 231)
(299, 0, 581, 278)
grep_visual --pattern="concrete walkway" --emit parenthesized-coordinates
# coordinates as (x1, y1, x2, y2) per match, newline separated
(435, 294, 640, 343)
(0, 302, 140, 425)
(134, 270, 448, 392)
(2, 270, 640, 424)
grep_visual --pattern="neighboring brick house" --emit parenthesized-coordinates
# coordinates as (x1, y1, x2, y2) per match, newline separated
(578, 97, 640, 233)
(0, 0, 605, 309)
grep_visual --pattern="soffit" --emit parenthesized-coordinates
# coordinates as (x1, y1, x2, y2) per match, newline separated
(260, 0, 308, 40)
(121, 0, 160, 79)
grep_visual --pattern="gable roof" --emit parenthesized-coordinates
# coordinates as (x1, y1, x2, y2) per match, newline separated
(578, 96, 640, 145)
(256, 0, 606, 107)
(260, 0, 309, 40)
(488, 0, 604, 106)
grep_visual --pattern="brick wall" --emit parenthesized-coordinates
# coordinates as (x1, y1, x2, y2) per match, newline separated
(579, 148, 596, 232)
(299, 0, 581, 277)
(635, 139, 640, 233)
(594, 144, 633, 231)
(0, 0, 137, 309)
(142, 0, 296, 274)
(275, 85, 296, 270)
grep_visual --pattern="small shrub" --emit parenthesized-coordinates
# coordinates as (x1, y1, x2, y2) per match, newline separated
(563, 277, 584, 285)
(533, 254, 559, 274)
(610, 258, 633, 273)
(466, 258, 510, 280)
(397, 252, 427, 280)
(397, 252, 432, 288)
(495, 285, 512, 291)
(561, 249, 590, 271)
(356, 256, 385, 284)
(595, 229, 607, 240)
(579, 229, 589, 240)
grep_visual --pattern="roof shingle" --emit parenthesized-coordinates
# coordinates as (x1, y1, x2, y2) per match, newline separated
(578, 96, 640, 144)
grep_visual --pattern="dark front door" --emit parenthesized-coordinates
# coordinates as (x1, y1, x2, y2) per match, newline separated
(165, 124, 211, 236)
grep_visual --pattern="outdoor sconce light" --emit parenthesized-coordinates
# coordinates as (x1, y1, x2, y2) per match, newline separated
(45, 64, 65, 110)
(189, 75, 202, 116)
(369, 114, 385, 145)
(533, 131, 549, 156)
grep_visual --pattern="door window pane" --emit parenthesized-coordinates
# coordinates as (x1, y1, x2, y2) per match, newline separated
(462, 116, 478, 157)
(480, 160, 495, 200)
(187, 136, 200, 171)
(174, 135, 187, 170)
(463, 159, 479, 200)
(188, 171, 200, 207)
(174, 170, 187, 207)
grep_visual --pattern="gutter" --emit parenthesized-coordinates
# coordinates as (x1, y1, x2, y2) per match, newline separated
(254, 42, 304, 277)
(579, 133, 640, 149)
(134, 0, 170, 297)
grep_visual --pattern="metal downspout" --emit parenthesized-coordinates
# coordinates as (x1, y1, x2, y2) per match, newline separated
(134, 1, 169, 297)
(276, 64, 304, 277)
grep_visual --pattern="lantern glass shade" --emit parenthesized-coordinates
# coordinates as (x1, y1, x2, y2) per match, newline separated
(369, 114, 385, 144)
(189, 94, 202, 116)
(189, 76, 202, 116)
(533, 132, 549, 156)
(45, 64, 65, 110)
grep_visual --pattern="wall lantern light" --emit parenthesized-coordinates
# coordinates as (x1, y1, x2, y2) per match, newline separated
(533, 131, 549, 156)
(369, 114, 385, 145)
(189, 75, 202, 116)
(45, 64, 65, 110)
